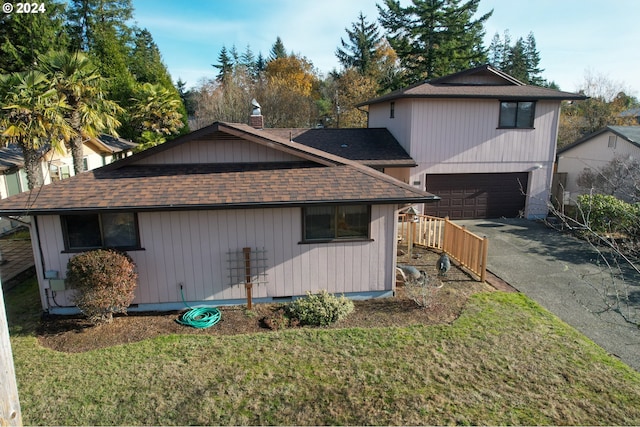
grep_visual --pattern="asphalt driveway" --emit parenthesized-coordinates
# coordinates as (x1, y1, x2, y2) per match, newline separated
(458, 218, 640, 372)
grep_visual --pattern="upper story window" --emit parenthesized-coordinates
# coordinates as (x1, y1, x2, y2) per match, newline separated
(61, 212, 140, 251)
(499, 101, 536, 128)
(608, 135, 617, 148)
(390, 102, 395, 119)
(302, 205, 370, 242)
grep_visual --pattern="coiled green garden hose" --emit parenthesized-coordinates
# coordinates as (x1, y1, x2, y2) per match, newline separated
(176, 286, 221, 329)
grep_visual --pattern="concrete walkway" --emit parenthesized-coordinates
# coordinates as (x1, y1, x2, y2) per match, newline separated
(458, 218, 640, 372)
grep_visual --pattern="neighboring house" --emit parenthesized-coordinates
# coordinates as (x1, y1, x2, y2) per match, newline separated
(620, 107, 640, 125)
(0, 121, 436, 314)
(358, 64, 587, 220)
(0, 134, 137, 199)
(555, 126, 640, 204)
(0, 134, 136, 233)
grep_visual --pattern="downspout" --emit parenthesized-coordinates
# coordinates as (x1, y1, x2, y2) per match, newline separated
(356, 105, 370, 127)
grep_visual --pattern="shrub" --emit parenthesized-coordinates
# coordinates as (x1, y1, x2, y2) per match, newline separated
(403, 273, 443, 309)
(285, 290, 354, 326)
(576, 194, 640, 235)
(66, 249, 138, 324)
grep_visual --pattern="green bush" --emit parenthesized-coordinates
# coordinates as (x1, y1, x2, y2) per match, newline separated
(66, 249, 138, 324)
(576, 194, 640, 235)
(286, 290, 354, 326)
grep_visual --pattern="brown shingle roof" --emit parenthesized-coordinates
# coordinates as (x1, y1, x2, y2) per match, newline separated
(0, 123, 436, 215)
(0, 163, 435, 215)
(358, 64, 587, 107)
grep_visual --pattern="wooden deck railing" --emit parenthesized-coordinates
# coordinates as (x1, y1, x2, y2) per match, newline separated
(398, 214, 488, 282)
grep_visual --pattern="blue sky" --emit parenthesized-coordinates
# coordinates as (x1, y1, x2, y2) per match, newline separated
(131, 0, 640, 95)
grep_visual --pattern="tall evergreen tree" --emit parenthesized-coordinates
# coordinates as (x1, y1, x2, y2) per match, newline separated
(129, 28, 173, 87)
(240, 44, 258, 82)
(488, 30, 546, 86)
(0, 0, 68, 73)
(176, 78, 196, 117)
(269, 37, 287, 61)
(336, 12, 382, 76)
(378, 0, 492, 84)
(213, 45, 234, 83)
(503, 38, 528, 82)
(523, 32, 545, 86)
(255, 52, 267, 74)
(65, 0, 136, 135)
(66, 0, 134, 52)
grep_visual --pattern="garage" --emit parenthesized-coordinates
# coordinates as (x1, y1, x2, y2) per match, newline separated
(423, 172, 529, 219)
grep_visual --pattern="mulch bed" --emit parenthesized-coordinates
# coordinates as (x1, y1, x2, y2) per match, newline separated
(37, 246, 498, 353)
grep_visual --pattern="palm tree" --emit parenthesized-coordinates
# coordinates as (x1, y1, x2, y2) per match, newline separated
(41, 51, 123, 175)
(131, 82, 184, 151)
(0, 70, 72, 189)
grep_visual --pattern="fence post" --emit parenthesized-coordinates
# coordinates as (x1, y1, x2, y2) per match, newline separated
(408, 220, 415, 257)
(480, 236, 489, 283)
(442, 216, 449, 253)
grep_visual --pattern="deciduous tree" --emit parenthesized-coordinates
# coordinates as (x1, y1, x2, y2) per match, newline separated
(558, 71, 639, 147)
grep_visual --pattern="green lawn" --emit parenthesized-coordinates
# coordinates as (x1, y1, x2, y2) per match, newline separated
(6, 277, 640, 426)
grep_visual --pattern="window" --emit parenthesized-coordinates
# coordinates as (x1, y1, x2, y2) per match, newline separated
(50, 164, 70, 182)
(303, 205, 370, 242)
(608, 135, 617, 148)
(390, 101, 395, 118)
(62, 212, 140, 251)
(499, 101, 536, 128)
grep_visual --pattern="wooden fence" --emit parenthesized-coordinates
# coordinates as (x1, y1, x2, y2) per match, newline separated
(398, 214, 488, 282)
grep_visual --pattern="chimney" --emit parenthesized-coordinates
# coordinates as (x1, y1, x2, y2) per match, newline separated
(249, 98, 263, 129)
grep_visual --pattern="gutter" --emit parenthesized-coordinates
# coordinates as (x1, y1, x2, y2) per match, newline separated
(0, 196, 441, 216)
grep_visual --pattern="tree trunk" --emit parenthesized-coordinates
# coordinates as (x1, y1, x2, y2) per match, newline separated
(21, 145, 43, 190)
(70, 109, 84, 176)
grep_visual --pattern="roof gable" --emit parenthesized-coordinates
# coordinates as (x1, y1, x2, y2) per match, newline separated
(557, 125, 640, 155)
(358, 64, 587, 106)
(427, 64, 525, 86)
(104, 122, 340, 170)
(0, 122, 437, 215)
